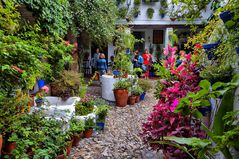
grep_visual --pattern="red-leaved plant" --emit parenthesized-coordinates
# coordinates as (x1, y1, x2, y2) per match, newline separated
(141, 45, 205, 158)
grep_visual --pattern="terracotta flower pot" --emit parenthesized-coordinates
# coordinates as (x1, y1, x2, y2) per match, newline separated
(170, 17, 176, 21)
(128, 96, 136, 105)
(113, 89, 128, 107)
(56, 140, 73, 159)
(84, 128, 93, 138)
(2, 142, 16, 155)
(135, 96, 140, 103)
(72, 132, 83, 146)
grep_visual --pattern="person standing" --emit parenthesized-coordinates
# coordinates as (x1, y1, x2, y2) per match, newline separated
(132, 50, 144, 78)
(92, 48, 100, 73)
(97, 53, 108, 76)
(142, 49, 152, 79)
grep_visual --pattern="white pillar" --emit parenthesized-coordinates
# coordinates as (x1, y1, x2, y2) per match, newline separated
(165, 28, 173, 47)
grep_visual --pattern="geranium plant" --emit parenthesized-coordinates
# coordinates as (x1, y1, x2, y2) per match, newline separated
(141, 45, 205, 158)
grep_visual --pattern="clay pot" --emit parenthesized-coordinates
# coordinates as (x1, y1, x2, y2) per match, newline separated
(56, 140, 73, 159)
(128, 96, 136, 105)
(94, 72, 100, 81)
(122, 73, 128, 78)
(72, 132, 83, 146)
(113, 89, 129, 107)
(2, 142, 16, 155)
(170, 17, 176, 21)
(84, 128, 93, 138)
(135, 96, 140, 103)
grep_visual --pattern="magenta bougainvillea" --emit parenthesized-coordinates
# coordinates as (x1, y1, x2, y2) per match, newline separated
(141, 45, 205, 158)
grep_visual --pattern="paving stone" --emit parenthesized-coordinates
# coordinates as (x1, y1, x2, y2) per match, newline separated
(71, 80, 163, 159)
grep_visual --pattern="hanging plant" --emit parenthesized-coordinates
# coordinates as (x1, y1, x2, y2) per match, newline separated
(134, 0, 141, 6)
(147, 8, 154, 19)
(118, 7, 128, 19)
(130, 6, 140, 18)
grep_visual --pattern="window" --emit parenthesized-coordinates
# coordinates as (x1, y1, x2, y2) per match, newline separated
(153, 30, 164, 44)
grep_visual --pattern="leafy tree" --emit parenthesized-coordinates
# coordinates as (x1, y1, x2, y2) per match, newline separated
(70, 0, 118, 46)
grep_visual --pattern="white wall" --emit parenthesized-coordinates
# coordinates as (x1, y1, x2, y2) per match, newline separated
(117, 0, 212, 25)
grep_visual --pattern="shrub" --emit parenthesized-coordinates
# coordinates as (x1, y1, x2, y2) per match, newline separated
(75, 95, 94, 116)
(138, 79, 152, 92)
(141, 45, 205, 158)
(113, 79, 131, 90)
(51, 70, 82, 100)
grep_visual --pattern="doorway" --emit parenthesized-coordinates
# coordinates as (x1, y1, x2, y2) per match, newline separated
(132, 31, 145, 54)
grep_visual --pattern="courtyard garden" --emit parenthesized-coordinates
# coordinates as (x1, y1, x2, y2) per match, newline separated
(0, 0, 239, 159)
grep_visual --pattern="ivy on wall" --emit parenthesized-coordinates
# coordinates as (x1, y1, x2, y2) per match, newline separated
(70, 0, 118, 46)
(17, 0, 72, 37)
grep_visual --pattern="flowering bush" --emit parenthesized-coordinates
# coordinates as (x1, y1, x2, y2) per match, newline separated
(141, 45, 205, 158)
(75, 94, 95, 116)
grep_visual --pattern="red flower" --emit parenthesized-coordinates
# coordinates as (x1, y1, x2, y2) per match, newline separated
(195, 43, 202, 49)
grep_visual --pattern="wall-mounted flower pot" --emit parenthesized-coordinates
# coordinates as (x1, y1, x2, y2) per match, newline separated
(37, 79, 46, 89)
(236, 47, 239, 55)
(96, 122, 105, 130)
(203, 42, 219, 60)
(84, 128, 93, 138)
(160, 13, 165, 19)
(170, 17, 176, 21)
(113, 89, 128, 107)
(140, 92, 146, 101)
(203, 43, 219, 50)
(219, 11, 233, 23)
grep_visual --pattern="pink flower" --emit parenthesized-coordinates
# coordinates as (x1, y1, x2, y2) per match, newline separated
(163, 48, 168, 56)
(170, 99, 180, 112)
(184, 54, 192, 60)
(41, 85, 49, 93)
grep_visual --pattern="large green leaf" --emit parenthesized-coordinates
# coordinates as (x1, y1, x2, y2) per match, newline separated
(212, 89, 235, 136)
(164, 136, 211, 148)
(199, 80, 211, 91)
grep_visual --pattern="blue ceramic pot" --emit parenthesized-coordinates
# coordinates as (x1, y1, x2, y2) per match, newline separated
(198, 107, 211, 116)
(203, 42, 219, 50)
(113, 70, 120, 76)
(236, 47, 239, 55)
(37, 79, 46, 89)
(160, 14, 165, 19)
(96, 122, 105, 130)
(35, 98, 44, 107)
(140, 92, 146, 101)
(219, 11, 233, 23)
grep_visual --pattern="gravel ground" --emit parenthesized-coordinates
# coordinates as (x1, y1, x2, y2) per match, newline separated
(70, 80, 163, 159)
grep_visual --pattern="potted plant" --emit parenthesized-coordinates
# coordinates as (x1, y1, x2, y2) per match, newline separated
(159, 0, 168, 18)
(113, 52, 132, 78)
(130, 6, 140, 18)
(203, 41, 220, 60)
(147, 8, 154, 19)
(134, 0, 141, 6)
(84, 118, 95, 138)
(113, 79, 131, 107)
(95, 105, 110, 130)
(51, 70, 81, 100)
(128, 95, 137, 105)
(75, 95, 94, 116)
(138, 79, 152, 100)
(159, 8, 167, 18)
(69, 119, 85, 146)
(131, 85, 144, 103)
(236, 47, 239, 55)
(219, 11, 233, 24)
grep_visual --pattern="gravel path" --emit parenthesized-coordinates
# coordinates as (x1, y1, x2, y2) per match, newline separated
(70, 80, 163, 159)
